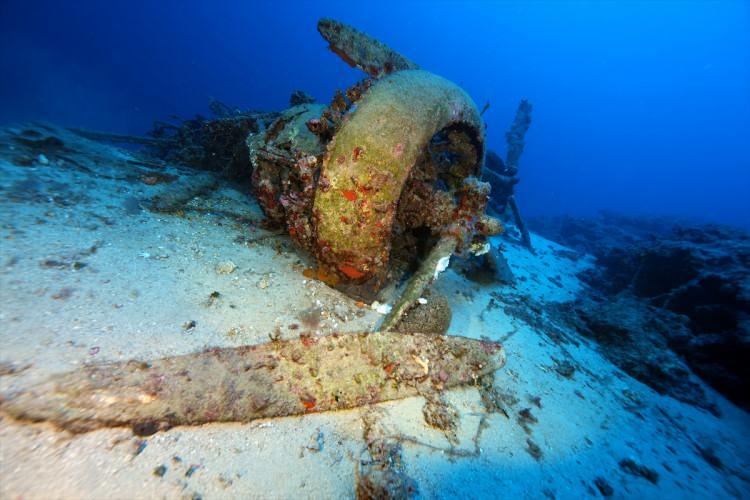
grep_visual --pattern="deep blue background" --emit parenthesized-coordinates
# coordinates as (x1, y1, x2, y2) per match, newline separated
(1, 1, 748, 227)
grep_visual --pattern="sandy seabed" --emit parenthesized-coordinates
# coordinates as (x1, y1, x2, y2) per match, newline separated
(0, 124, 748, 499)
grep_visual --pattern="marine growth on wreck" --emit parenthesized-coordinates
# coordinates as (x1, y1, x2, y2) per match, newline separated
(2, 8, 746, 500)
(1, 16, 517, 440)
(246, 19, 506, 303)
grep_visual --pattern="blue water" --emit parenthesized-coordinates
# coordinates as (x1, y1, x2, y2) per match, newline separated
(1, 0, 748, 227)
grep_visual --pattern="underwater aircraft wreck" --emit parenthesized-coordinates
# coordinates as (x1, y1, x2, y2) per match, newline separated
(4, 15, 746, 500)
(1, 18, 536, 498)
(2, 15, 526, 420)
(69, 17, 533, 327)
(242, 18, 532, 327)
(249, 19, 501, 304)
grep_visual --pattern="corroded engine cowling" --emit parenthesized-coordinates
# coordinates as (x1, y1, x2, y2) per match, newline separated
(248, 73, 488, 300)
(312, 70, 485, 290)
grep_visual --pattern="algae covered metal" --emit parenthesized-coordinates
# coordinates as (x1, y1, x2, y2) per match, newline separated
(313, 70, 486, 288)
(1, 331, 505, 434)
(317, 17, 420, 78)
(248, 18, 502, 299)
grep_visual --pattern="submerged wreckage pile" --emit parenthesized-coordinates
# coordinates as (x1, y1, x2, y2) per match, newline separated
(70, 17, 535, 324)
(250, 20, 502, 304)
(233, 19, 533, 326)
(1, 19, 537, 494)
(0, 17, 540, 498)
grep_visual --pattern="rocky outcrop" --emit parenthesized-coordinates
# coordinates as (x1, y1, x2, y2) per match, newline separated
(532, 213, 750, 411)
(571, 295, 717, 414)
(529, 210, 678, 258)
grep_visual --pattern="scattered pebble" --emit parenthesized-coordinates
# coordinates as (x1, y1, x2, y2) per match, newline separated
(40, 259, 86, 271)
(153, 465, 167, 477)
(527, 395, 542, 408)
(332, 303, 351, 321)
(525, 438, 543, 461)
(593, 477, 614, 497)
(305, 429, 324, 453)
(517, 407, 538, 434)
(133, 440, 147, 456)
(552, 358, 576, 379)
(618, 458, 659, 484)
(183, 320, 197, 331)
(0, 361, 32, 376)
(203, 291, 221, 307)
(215, 260, 237, 275)
(36, 153, 49, 165)
(51, 287, 74, 300)
(371, 301, 392, 314)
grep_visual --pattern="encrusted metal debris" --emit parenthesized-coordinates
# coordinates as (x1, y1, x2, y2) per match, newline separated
(248, 19, 504, 300)
(1, 331, 505, 434)
(317, 18, 419, 78)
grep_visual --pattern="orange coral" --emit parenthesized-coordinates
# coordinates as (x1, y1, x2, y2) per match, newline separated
(338, 263, 366, 279)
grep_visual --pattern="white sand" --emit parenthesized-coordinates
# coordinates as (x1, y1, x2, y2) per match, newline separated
(1, 126, 748, 499)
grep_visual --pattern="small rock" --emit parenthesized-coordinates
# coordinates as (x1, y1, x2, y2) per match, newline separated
(37, 154, 49, 165)
(517, 407, 538, 434)
(593, 477, 614, 497)
(618, 458, 659, 484)
(305, 430, 324, 452)
(153, 465, 167, 477)
(694, 444, 723, 470)
(215, 261, 237, 275)
(552, 358, 576, 379)
(202, 291, 221, 307)
(51, 287, 74, 300)
(394, 289, 452, 336)
(370, 301, 391, 315)
(525, 438, 543, 461)
(357, 465, 418, 500)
